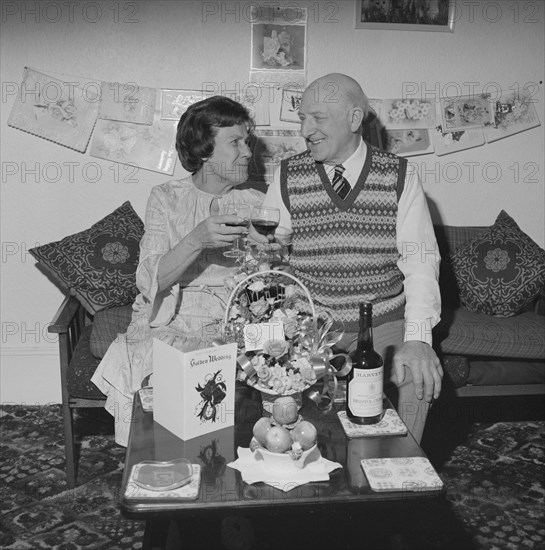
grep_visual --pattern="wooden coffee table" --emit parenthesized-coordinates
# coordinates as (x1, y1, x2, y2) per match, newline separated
(120, 385, 449, 550)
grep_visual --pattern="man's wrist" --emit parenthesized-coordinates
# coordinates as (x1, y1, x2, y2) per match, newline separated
(403, 319, 433, 346)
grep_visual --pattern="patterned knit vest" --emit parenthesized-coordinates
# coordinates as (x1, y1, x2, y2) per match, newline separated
(280, 146, 407, 332)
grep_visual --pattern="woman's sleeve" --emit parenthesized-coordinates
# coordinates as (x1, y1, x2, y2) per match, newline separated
(135, 186, 180, 327)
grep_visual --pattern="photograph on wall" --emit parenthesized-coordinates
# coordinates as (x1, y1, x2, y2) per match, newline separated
(431, 125, 485, 156)
(250, 7, 306, 71)
(280, 87, 303, 123)
(7, 67, 99, 153)
(250, 6, 307, 90)
(160, 89, 213, 121)
(249, 128, 307, 185)
(483, 90, 541, 143)
(439, 94, 496, 132)
(383, 128, 433, 157)
(90, 115, 177, 175)
(355, 0, 455, 32)
(98, 82, 156, 125)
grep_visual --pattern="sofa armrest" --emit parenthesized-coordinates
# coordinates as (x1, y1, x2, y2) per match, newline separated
(48, 295, 83, 334)
(48, 296, 92, 396)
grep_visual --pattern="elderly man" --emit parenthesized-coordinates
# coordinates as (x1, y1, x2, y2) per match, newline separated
(256, 73, 443, 442)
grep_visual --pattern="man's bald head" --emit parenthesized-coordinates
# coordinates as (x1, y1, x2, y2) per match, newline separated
(303, 73, 370, 118)
(299, 73, 369, 164)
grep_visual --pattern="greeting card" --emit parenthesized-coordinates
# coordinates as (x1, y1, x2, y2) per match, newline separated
(160, 89, 211, 121)
(484, 91, 541, 143)
(383, 129, 433, 157)
(432, 125, 485, 156)
(371, 98, 436, 130)
(153, 340, 237, 441)
(90, 115, 177, 175)
(439, 94, 495, 132)
(8, 67, 98, 153)
(99, 82, 156, 125)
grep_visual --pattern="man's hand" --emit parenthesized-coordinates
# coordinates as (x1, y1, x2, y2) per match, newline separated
(393, 341, 443, 402)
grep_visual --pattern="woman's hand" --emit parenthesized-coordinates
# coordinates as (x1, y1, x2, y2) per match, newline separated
(190, 214, 248, 248)
(157, 214, 246, 292)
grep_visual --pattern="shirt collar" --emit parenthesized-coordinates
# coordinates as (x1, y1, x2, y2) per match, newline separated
(325, 139, 367, 187)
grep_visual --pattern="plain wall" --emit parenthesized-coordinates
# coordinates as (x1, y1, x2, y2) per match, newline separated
(1, 0, 544, 403)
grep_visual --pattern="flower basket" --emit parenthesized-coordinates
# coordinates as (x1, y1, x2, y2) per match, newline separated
(223, 270, 318, 409)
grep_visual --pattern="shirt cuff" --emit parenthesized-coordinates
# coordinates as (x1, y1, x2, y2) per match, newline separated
(403, 318, 434, 346)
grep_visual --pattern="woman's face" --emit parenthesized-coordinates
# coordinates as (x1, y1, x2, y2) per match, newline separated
(201, 124, 252, 188)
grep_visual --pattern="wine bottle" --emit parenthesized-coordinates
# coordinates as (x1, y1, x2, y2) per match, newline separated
(346, 302, 384, 425)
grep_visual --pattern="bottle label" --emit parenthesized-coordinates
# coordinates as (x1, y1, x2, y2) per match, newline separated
(348, 367, 383, 417)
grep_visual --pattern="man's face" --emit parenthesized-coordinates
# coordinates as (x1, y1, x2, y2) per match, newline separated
(203, 124, 251, 186)
(298, 90, 356, 165)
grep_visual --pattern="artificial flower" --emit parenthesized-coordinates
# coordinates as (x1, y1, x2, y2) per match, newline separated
(263, 339, 290, 359)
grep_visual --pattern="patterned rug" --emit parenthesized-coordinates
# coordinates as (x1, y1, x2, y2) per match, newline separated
(1, 404, 544, 550)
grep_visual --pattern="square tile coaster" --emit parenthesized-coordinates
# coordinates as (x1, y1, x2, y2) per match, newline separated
(124, 464, 201, 501)
(360, 457, 443, 492)
(337, 409, 408, 438)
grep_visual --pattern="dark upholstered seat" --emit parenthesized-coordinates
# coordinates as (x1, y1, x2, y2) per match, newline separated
(67, 326, 103, 399)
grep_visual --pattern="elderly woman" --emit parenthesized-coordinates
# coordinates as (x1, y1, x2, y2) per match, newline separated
(92, 96, 263, 446)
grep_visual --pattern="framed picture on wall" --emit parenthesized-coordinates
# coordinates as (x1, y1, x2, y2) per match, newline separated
(355, 0, 456, 32)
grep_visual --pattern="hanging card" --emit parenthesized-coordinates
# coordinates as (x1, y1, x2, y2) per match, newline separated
(7, 67, 98, 153)
(99, 82, 156, 125)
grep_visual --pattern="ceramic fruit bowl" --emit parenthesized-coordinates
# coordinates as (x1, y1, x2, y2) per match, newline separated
(250, 437, 320, 470)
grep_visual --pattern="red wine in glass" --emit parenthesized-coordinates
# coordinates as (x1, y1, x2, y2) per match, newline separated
(250, 206, 281, 264)
(251, 219, 279, 237)
(224, 203, 251, 258)
(250, 206, 280, 239)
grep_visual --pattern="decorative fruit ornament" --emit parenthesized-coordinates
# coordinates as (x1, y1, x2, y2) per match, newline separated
(265, 425, 292, 453)
(252, 416, 272, 446)
(271, 395, 299, 425)
(290, 420, 317, 450)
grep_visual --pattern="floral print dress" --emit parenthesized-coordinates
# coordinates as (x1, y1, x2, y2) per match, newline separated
(91, 177, 263, 446)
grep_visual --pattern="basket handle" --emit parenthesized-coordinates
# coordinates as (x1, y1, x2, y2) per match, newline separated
(223, 269, 317, 326)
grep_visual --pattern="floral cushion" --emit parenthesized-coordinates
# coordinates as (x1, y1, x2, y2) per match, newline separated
(450, 210, 545, 317)
(30, 202, 144, 315)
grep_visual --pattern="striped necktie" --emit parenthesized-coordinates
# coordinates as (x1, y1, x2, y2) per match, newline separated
(332, 164, 350, 200)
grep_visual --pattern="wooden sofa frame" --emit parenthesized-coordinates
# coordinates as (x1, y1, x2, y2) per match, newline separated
(48, 295, 104, 487)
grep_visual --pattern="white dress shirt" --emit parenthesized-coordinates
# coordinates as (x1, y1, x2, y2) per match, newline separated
(262, 139, 441, 345)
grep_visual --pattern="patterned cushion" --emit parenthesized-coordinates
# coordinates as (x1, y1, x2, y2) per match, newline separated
(449, 211, 545, 317)
(30, 202, 144, 315)
(89, 304, 133, 359)
(434, 225, 487, 308)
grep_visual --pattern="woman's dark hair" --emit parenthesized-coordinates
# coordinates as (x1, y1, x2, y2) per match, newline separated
(176, 95, 254, 174)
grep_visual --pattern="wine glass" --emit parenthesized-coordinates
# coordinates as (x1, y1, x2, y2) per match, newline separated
(250, 206, 280, 264)
(250, 206, 280, 240)
(223, 203, 251, 259)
